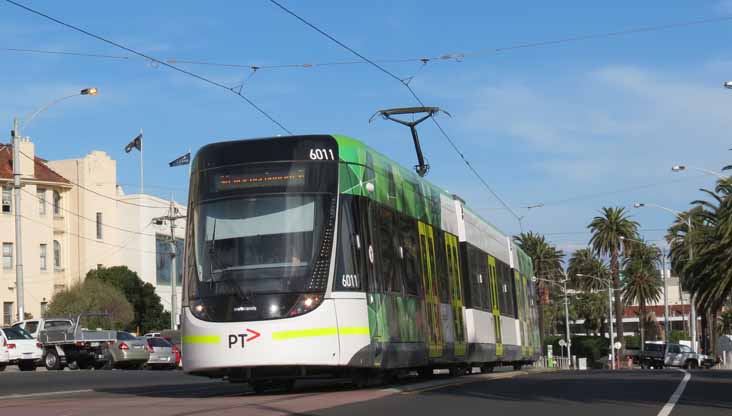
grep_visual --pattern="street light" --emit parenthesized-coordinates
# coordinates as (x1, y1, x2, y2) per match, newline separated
(620, 236, 671, 342)
(632, 201, 698, 353)
(724, 81, 732, 90)
(577, 273, 617, 369)
(671, 165, 729, 181)
(10, 87, 98, 321)
(534, 275, 572, 368)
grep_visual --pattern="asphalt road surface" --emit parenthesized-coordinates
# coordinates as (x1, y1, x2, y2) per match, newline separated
(1, 368, 731, 416)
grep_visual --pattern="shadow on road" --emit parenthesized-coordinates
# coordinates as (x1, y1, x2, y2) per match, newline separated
(421, 370, 732, 410)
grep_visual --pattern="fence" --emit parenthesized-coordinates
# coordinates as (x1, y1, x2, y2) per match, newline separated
(533, 356, 573, 369)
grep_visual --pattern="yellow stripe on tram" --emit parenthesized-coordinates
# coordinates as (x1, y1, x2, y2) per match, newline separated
(272, 327, 369, 341)
(183, 335, 221, 344)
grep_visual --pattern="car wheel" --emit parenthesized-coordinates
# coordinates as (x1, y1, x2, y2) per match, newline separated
(45, 350, 61, 371)
(688, 360, 698, 370)
(0, 364, 6, 372)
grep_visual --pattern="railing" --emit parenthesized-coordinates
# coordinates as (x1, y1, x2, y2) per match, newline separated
(533, 356, 572, 369)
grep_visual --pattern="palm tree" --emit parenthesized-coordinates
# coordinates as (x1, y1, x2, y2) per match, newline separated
(588, 207, 639, 352)
(514, 232, 565, 340)
(622, 241, 663, 346)
(567, 248, 611, 291)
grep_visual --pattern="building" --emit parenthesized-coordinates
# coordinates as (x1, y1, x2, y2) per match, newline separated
(0, 139, 73, 325)
(0, 138, 186, 324)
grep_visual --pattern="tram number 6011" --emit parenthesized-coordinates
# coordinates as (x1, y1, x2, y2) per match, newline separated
(309, 148, 335, 160)
(341, 274, 360, 289)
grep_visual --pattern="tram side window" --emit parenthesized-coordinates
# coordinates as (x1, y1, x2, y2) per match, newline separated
(497, 261, 516, 318)
(334, 196, 365, 291)
(459, 245, 474, 308)
(400, 214, 421, 296)
(434, 229, 450, 303)
(375, 204, 403, 294)
(465, 245, 486, 310)
(480, 252, 491, 311)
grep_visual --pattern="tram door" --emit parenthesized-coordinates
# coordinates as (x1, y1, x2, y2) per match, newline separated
(514, 270, 527, 356)
(488, 256, 503, 357)
(418, 222, 443, 358)
(445, 233, 466, 357)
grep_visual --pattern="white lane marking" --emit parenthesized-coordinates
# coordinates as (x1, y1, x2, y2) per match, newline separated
(657, 369, 691, 416)
(0, 389, 93, 399)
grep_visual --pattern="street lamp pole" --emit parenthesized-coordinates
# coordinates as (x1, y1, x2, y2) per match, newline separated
(633, 202, 697, 353)
(10, 88, 98, 321)
(671, 165, 729, 181)
(535, 276, 571, 367)
(577, 273, 616, 369)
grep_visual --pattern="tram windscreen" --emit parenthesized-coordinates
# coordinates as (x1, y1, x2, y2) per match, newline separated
(194, 194, 329, 293)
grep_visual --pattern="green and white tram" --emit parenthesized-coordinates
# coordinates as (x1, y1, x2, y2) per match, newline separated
(182, 134, 540, 389)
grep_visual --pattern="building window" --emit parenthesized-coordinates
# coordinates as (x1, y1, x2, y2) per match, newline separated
(53, 190, 61, 216)
(96, 212, 103, 239)
(155, 235, 183, 285)
(3, 302, 12, 325)
(2, 242, 12, 269)
(53, 240, 61, 270)
(37, 188, 46, 215)
(40, 302, 48, 318)
(2, 187, 11, 213)
(40, 244, 47, 271)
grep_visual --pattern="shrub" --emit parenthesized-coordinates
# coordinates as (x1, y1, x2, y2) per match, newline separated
(47, 279, 134, 329)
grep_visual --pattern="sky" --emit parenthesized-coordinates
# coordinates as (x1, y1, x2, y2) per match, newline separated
(2, 1, 732, 256)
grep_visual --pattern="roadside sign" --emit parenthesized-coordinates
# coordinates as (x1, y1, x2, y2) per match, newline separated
(559, 339, 567, 347)
(614, 342, 621, 350)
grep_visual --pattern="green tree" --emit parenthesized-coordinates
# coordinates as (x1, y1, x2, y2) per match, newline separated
(588, 206, 639, 352)
(567, 248, 611, 291)
(85, 266, 170, 333)
(514, 232, 565, 342)
(622, 241, 662, 346)
(719, 310, 732, 335)
(47, 279, 134, 329)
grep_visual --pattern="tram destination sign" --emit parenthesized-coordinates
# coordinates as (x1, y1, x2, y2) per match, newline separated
(216, 167, 306, 191)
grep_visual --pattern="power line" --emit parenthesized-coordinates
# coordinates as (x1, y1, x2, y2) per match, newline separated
(18, 149, 173, 209)
(20, 188, 158, 237)
(268, 0, 522, 223)
(20, 213, 158, 255)
(4, 0, 292, 135)
(5, 14, 729, 74)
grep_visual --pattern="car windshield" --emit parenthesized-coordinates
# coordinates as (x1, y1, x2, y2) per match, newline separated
(117, 331, 137, 341)
(644, 344, 663, 352)
(194, 194, 329, 294)
(44, 320, 72, 330)
(3, 327, 33, 340)
(147, 337, 172, 347)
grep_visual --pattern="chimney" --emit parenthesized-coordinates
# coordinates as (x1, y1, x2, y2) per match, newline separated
(19, 138, 35, 178)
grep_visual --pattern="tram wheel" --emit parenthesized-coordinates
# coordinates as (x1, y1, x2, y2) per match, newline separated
(417, 367, 434, 379)
(481, 365, 494, 373)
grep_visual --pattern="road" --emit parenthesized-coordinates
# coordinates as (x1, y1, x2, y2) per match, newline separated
(1, 368, 731, 416)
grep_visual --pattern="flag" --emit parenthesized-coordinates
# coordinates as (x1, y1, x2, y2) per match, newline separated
(169, 152, 191, 167)
(124, 133, 142, 153)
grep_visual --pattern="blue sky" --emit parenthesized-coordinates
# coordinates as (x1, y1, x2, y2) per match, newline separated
(2, 1, 732, 254)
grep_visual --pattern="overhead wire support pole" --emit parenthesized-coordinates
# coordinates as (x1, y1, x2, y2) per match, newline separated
(152, 202, 186, 330)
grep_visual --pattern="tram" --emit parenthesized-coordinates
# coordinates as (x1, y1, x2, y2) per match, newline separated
(182, 134, 540, 390)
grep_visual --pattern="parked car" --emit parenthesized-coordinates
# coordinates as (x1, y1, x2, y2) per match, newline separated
(145, 337, 178, 369)
(106, 331, 149, 369)
(13, 318, 74, 338)
(0, 336, 9, 371)
(640, 342, 705, 369)
(143, 332, 161, 338)
(0, 327, 43, 371)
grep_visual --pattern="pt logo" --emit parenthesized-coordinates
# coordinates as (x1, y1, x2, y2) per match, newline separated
(228, 329, 261, 348)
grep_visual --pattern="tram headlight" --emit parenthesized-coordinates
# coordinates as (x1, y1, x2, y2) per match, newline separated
(190, 299, 209, 320)
(287, 293, 323, 317)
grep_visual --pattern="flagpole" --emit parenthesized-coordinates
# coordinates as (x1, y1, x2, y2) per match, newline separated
(139, 128, 144, 194)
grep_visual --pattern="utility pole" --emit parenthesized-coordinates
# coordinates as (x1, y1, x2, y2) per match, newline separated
(563, 278, 571, 367)
(153, 200, 185, 329)
(661, 248, 670, 340)
(608, 283, 616, 369)
(11, 118, 25, 322)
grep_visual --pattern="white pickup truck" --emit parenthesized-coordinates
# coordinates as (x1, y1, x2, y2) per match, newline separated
(13, 318, 74, 338)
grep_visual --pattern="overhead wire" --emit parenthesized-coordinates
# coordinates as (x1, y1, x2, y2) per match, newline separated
(4, 14, 730, 75)
(268, 0, 523, 223)
(20, 188, 158, 237)
(18, 149, 173, 209)
(3, 0, 292, 135)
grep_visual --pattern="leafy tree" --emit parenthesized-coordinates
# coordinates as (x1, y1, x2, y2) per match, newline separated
(514, 232, 565, 342)
(574, 292, 608, 336)
(718, 310, 732, 335)
(85, 266, 170, 333)
(588, 206, 639, 353)
(47, 279, 134, 329)
(567, 248, 611, 291)
(622, 241, 662, 346)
